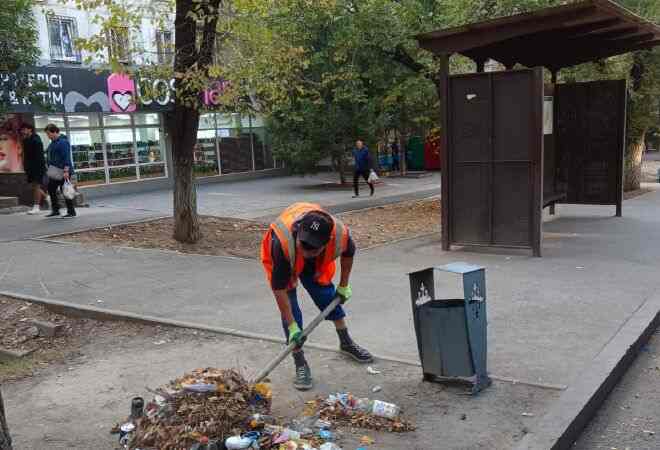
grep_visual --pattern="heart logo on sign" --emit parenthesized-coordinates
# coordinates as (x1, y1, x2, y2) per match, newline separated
(112, 91, 133, 111)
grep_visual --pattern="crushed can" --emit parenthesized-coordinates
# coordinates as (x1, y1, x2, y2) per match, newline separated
(118, 422, 136, 447)
(131, 396, 145, 419)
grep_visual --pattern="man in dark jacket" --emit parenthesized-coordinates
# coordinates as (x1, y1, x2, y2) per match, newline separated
(351, 140, 375, 198)
(20, 123, 48, 214)
(44, 123, 76, 218)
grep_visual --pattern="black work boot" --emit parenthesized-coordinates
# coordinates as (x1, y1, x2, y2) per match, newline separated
(337, 328, 373, 363)
(292, 350, 313, 391)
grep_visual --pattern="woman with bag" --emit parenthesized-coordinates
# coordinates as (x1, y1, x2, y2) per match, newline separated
(44, 124, 76, 218)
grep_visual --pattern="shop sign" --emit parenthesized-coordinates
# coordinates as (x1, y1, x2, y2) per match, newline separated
(0, 67, 195, 113)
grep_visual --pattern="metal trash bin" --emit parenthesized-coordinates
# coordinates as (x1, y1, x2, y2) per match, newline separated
(409, 262, 491, 394)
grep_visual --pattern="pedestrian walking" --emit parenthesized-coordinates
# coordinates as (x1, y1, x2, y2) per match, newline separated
(352, 140, 374, 197)
(260, 202, 373, 390)
(44, 124, 76, 218)
(20, 123, 48, 214)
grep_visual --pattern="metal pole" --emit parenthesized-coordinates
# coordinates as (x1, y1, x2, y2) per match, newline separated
(251, 296, 342, 384)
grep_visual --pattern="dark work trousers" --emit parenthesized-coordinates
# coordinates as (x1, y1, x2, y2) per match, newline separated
(48, 178, 76, 215)
(353, 170, 374, 196)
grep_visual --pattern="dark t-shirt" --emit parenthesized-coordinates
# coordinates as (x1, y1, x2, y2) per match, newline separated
(269, 228, 356, 290)
(22, 133, 46, 178)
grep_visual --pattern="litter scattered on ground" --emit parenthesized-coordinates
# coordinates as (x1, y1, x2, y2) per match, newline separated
(311, 393, 415, 433)
(371, 386, 382, 393)
(359, 436, 375, 446)
(521, 412, 535, 417)
(366, 367, 380, 375)
(113, 370, 415, 450)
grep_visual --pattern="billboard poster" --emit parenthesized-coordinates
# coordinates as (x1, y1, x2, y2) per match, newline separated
(0, 115, 24, 173)
(0, 67, 229, 114)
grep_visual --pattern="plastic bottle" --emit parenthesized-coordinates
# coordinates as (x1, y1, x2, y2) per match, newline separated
(318, 429, 333, 441)
(225, 433, 258, 449)
(319, 443, 342, 450)
(354, 399, 400, 419)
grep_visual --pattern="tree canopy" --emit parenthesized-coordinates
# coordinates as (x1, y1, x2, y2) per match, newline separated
(0, 0, 40, 113)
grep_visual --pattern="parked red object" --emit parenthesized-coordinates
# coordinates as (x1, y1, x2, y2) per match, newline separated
(424, 129, 441, 170)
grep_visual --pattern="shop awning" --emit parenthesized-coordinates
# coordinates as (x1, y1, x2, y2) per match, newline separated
(416, 0, 660, 70)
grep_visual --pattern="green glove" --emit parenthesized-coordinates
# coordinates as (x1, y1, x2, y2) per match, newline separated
(288, 322, 303, 345)
(336, 285, 352, 304)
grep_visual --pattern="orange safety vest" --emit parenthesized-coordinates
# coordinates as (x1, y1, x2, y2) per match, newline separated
(261, 202, 349, 289)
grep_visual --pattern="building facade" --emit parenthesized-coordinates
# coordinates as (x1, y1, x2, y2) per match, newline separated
(0, 1, 277, 201)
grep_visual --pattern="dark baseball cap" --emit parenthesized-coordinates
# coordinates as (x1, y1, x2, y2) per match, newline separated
(297, 212, 333, 249)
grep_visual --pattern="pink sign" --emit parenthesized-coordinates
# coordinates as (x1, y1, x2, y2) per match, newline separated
(202, 80, 230, 106)
(107, 73, 137, 112)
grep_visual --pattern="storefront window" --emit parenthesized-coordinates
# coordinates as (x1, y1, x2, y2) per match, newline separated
(140, 164, 166, 179)
(76, 170, 106, 186)
(109, 166, 137, 183)
(34, 114, 65, 130)
(104, 114, 131, 127)
(194, 128, 219, 177)
(135, 128, 163, 164)
(134, 113, 160, 126)
(29, 111, 167, 187)
(67, 113, 101, 129)
(105, 129, 135, 168)
(199, 113, 216, 130)
(217, 113, 239, 129)
(70, 130, 105, 169)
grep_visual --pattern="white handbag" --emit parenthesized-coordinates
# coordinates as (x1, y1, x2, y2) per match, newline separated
(368, 169, 379, 183)
(62, 179, 76, 200)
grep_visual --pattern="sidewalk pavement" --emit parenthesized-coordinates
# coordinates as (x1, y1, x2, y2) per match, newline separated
(0, 173, 439, 242)
(0, 206, 164, 242)
(2, 185, 660, 390)
(90, 172, 441, 219)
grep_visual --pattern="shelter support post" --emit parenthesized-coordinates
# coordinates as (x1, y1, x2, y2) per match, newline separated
(475, 58, 486, 73)
(438, 53, 450, 251)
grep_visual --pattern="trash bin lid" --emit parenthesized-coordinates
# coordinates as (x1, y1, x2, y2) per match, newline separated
(436, 262, 483, 274)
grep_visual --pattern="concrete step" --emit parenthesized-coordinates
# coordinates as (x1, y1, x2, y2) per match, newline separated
(0, 196, 19, 208)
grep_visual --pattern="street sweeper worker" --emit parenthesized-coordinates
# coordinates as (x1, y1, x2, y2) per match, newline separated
(260, 202, 373, 390)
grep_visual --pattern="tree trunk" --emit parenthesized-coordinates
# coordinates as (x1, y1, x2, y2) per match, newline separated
(0, 388, 12, 450)
(170, 0, 220, 243)
(624, 132, 645, 192)
(168, 108, 202, 242)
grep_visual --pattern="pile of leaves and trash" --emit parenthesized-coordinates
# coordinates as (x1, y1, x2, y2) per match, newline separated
(309, 393, 416, 434)
(112, 368, 415, 450)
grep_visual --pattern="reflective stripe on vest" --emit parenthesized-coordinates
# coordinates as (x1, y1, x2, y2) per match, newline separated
(273, 218, 296, 271)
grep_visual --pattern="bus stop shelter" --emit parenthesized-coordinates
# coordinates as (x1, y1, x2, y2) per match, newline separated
(416, 0, 660, 256)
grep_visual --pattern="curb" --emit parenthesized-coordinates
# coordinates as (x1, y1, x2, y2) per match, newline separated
(29, 214, 170, 241)
(0, 290, 566, 392)
(514, 293, 660, 450)
(325, 188, 440, 215)
(254, 188, 441, 223)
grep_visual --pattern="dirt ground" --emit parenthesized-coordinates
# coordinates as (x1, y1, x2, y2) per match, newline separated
(59, 199, 441, 257)
(1, 295, 557, 450)
(0, 296, 151, 382)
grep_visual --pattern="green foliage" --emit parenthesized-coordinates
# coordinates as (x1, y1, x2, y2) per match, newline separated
(220, 0, 444, 174)
(0, 0, 40, 113)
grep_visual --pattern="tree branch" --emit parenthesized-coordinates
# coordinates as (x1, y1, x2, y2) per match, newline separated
(390, 45, 426, 73)
(199, 0, 222, 67)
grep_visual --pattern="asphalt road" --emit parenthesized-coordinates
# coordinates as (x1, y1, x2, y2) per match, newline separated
(574, 329, 660, 450)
